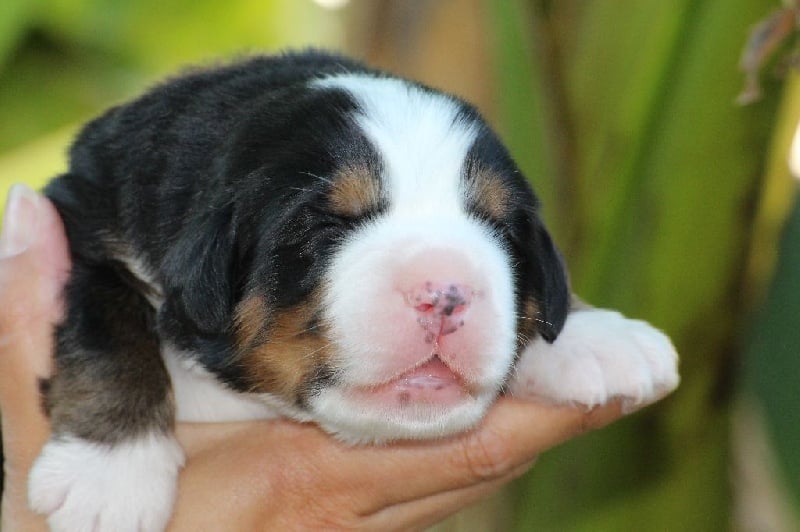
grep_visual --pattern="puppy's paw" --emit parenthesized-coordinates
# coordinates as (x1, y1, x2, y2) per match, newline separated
(29, 433, 184, 532)
(509, 308, 679, 411)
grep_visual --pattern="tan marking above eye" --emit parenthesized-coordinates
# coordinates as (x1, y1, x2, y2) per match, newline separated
(327, 165, 381, 218)
(468, 168, 511, 220)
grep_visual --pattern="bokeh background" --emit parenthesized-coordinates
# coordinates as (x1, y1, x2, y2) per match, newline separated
(1, 1, 799, 530)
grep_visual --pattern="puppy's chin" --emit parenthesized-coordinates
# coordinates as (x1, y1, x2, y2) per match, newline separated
(308, 360, 500, 444)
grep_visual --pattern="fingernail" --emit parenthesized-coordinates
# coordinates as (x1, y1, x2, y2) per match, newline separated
(0, 184, 40, 258)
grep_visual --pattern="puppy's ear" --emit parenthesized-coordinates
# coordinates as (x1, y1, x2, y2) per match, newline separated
(160, 205, 236, 336)
(522, 220, 570, 343)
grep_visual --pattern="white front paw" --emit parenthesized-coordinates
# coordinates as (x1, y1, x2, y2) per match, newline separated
(509, 309, 680, 411)
(29, 433, 185, 532)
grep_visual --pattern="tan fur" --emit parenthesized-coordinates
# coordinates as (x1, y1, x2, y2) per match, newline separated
(234, 294, 330, 402)
(328, 165, 381, 218)
(233, 295, 268, 349)
(468, 167, 511, 220)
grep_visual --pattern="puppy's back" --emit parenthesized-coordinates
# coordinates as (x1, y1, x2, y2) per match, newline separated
(45, 51, 370, 263)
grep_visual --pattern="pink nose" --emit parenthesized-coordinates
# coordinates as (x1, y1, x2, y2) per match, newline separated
(405, 282, 473, 342)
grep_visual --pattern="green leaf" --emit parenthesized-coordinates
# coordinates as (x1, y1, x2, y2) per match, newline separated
(746, 197, 800, 512)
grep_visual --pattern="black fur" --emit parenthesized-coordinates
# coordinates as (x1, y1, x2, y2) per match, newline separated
(43, 50, 569, 445)
(464, 126, 569, 343)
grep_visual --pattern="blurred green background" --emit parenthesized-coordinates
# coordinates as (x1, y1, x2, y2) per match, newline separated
(1, 0, 799, 530)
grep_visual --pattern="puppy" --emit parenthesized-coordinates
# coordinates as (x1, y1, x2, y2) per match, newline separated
(28, 50, 679, 531)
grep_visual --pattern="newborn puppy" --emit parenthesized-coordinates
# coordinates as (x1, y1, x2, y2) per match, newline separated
(29, 50, 679, 531)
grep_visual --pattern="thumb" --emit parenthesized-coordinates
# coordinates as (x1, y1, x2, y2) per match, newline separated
(0, 184, 69, 475)
(0, 183, 70, 328)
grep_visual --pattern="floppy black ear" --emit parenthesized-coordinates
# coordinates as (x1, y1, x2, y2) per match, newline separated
(523, 220, 570, 343)
(159, 205, 236, 338)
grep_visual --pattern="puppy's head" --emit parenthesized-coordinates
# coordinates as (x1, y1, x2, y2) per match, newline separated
(170, 73, 569, 442)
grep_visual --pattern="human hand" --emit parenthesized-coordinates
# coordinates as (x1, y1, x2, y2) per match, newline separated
(0, 185, 625, 531)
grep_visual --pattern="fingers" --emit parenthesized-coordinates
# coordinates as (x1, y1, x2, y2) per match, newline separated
(315, 399, 622, 528)
(331, 397, 624, 515)
(360, 459, 534, 532)
(0, 184, 69, 325)
(172, 397, 624, 530)
(172, 420, 530, 531)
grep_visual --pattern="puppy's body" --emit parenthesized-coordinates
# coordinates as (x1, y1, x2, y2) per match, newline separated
(29, 51, 679, 531)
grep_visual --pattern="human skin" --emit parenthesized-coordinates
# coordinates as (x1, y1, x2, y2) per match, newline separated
(0, 185, 625, 531)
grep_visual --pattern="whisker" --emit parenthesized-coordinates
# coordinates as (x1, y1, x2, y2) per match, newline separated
(264, 323, 326, 348)
(299, 171, 333, 185)
(301, 342, 333, 360)
(288, 324, 322, 338)
(516, 331, 533, 342)
(517, 315, 554, 325)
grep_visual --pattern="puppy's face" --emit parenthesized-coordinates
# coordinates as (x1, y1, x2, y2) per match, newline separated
(178, 74, 569, 442)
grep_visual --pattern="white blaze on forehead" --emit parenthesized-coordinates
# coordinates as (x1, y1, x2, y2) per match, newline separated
(312, 74, 478, 216)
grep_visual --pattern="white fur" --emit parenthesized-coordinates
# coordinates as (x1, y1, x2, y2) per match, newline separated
(112, 244, 165, 309)
(509, 308, 680, 411)
(311, 387, 496, 444)
(163, 345, 277, 422)
(29, 433, 184, 532)
(314, 74, 478, 219)
(164, 346, 317, 425)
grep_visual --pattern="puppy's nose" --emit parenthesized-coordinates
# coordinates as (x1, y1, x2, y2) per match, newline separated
(405, 282, 473, 340)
